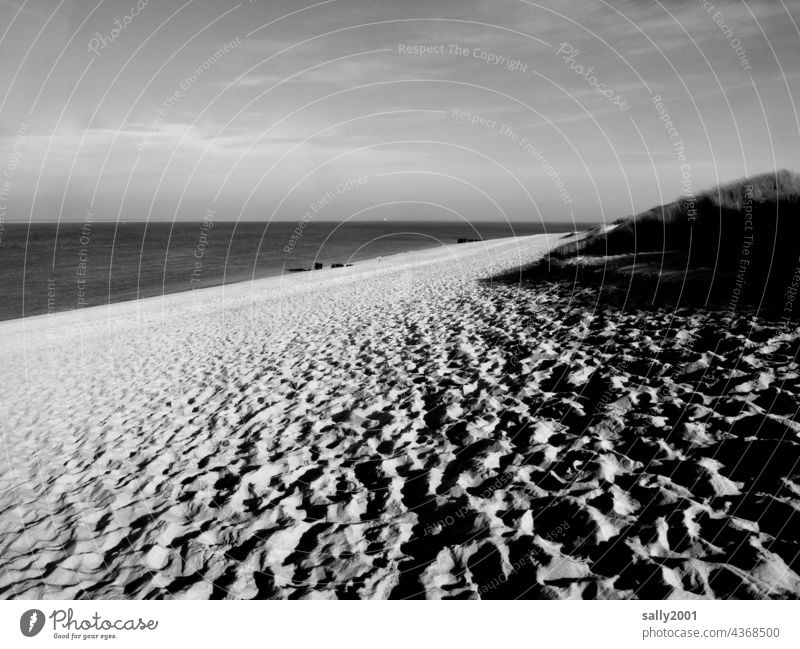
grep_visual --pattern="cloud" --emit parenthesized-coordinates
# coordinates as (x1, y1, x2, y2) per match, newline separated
(0, 0, 797, 222)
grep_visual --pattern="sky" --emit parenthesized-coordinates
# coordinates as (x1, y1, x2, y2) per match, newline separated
(0, 0, 797, 224)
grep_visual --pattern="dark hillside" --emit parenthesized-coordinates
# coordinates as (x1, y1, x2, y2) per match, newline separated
(507, 171, 800, 315)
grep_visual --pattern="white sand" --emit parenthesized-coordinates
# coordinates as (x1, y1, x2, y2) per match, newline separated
(2, 231, 799, 600)
(0, 235, 557, 598)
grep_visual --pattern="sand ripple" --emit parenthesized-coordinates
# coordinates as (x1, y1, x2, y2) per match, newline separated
(1, 235, 798, 599)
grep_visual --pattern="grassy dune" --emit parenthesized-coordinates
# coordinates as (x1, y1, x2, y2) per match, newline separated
(520, 170, 800, 314)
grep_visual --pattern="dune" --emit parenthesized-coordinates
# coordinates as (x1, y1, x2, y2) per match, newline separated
(519, 170, 800, 314)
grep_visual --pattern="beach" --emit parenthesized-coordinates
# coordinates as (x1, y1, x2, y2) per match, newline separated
(0, 220, 564, 322)
(1, 232, 799, 599)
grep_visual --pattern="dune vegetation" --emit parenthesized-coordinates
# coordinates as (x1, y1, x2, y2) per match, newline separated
(518, 170, 800, 314)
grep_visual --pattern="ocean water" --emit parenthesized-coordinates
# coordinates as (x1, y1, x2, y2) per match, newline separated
(0, 220, 582, 321)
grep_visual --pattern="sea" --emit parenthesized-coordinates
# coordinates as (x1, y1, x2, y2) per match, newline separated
(0, 220, 585, 322)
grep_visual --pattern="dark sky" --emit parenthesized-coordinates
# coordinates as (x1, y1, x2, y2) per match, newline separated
(0, 0, 798, 224)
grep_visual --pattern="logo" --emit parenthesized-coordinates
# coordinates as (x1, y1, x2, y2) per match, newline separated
(20, 609, 45, 637)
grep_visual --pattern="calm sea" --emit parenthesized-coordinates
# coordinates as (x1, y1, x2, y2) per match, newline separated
(0, 220, 582, 321)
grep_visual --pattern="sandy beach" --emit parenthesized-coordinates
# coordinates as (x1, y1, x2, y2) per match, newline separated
(1, 233, 799, 600)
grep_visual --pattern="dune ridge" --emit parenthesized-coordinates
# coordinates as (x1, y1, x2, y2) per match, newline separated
(522, 170, 800, 313)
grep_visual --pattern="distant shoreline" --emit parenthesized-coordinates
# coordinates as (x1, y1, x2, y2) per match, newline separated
(0, 221, 590, 323)
(0, 233, 560, 332)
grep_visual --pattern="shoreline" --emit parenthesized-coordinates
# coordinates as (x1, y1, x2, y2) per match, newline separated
(0, 221, 581, 326)
(0, 234, 558, 340)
